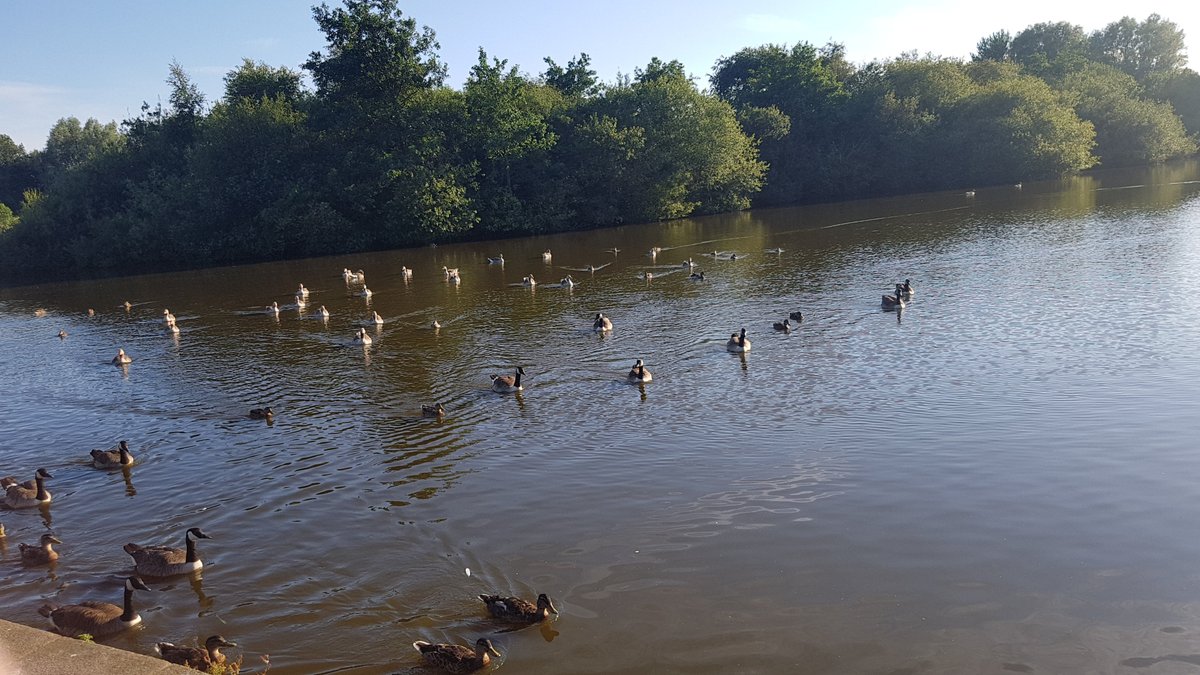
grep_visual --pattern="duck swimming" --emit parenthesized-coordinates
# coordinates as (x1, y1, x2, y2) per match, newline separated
(112, 348, 133, 365)
(124, 527, 212, 577)
(789, 311, 804, 322)
(487, 254, 504, 264)
(267, 301, 280, 315)
(593, 312, 613, 332)
(401, 266, 414, 279)
(297, 283, 309, 299)
(372, 311, 384, 325)
(317, 305, 330, 319)
(358, 286, 373, 298)
(542, 249, 553, 262)
(353, 328, 373, 345)
(249, 407, 274, 420)
(773, 319, 792, 333)
(156, 635, 238, 670)
(422, 403, 445, 418)
(726, 328, 751, 353)
(491, 367, 525, 393)
(413, 637, 500, 674)
(882, 286, 906, 310)
(91, 440, 134, 468)
(20, 533, 62, 565)
(560, 275, 575, 288)
(690, 271, 705, 280)
(479, 592, 559, 623)
(627, 359, 653, 383)
(39, 576, 152, 638)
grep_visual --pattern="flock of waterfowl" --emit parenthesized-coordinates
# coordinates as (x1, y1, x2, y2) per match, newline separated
(8, 244, 915, 672)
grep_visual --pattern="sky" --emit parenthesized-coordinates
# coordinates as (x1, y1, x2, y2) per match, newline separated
(2, 0, 1197, 150)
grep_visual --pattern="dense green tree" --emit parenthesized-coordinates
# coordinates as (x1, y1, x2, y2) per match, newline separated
(542, 53, 599, 98)
(41, 117, 123, 184)
(1147, 68, 1200, 135)
(1009, 22, 1088, 78)
(0, 134, 39, 211)
(224, 59, 304, 103)
(1090, 14, 1187, 82)
(974, 31, 1012, 62)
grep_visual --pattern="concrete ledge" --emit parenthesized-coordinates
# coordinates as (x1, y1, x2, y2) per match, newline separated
(0, 619, 195, 675)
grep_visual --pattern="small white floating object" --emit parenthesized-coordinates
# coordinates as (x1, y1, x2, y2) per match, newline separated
(465, 567, 471, 577)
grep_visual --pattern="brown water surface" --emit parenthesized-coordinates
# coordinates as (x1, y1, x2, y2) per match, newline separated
(3, 162, 1200, 673)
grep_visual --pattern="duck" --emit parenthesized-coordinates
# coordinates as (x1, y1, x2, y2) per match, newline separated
(542, 249, 553, 262)
(123, 301, 133, 311)
(249, 407, 274, 420)
(353, 327, 373, 345)
(773, 319, 792, 333)
(491, 367, 525, 393)
(267, 301, 280, 315)
(640, 271, 654, 280)
(593, 312, 613, 332)
(479, 592, 559, 623)
(34, 308, 48, 317)
(627, 359, 653, 383)
(162, 309, 176, 326)
(317, 305, 330, 319)
(91, 440, 134, 468)
(87, 308, 95, 317)
(726, 328, 751, 353)
(680, 258, 695, 268)
(1013, 182, 1023, 189)
(401, 266, 414, 279)
(522, 274, 537, 287)
(124, 527, 212, 577)
(358, 286, 373, 298)
(422, 403, 445, 418)
(6, 468, 52, 508)
(560, 275, 575, 288)
(431, 320, 442, 330)
(297, 283, 309, 299)
(443, 266, 460, 280)
(690, 271, 705, 280)
(354, 269, 366, 282)
(372, 311, 385, 325)
(39, 576, 153, 638)
(648, 246, 662, 256)
(964, 190, 976, 197)
(413, 637, 501, 674)
(111, 348, 132, 365)
(57, 330, 68, 339)
(487, 254, 504, 264)
(20, 533, 62, 565)
(789, 311, 804, 322)
(295, 294, 308, 309)
(900, 279, 915, 298)
(156, 635, 238, 670)
(765, 247, 785, 254)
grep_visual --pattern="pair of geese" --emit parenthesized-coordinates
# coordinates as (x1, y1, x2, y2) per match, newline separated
(882, 279, 916, 309)
(415, 593, 559, 673)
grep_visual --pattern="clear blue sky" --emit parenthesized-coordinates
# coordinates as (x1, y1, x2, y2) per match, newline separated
(2, 0, 1196, 150)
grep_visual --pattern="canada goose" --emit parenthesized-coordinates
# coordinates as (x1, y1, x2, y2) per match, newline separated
(773, 319, 792, 333)
(560, 275, 575, 288)
(91, 440, 134, 468)
(648, 246, 662, 256)
(317, 305, 330, 319)
(297, 283, 309, 299)
(431, 320, 442, 329)
(690, 271, 705, 280)
(295, 294, 307, 309)
(726, 328, 751, 353)
(267, 301, 280, 315)
(542, 249, 552, 261)
(487, 254, 504, 264)
(522, 274, 537, 287)
(111, 348, 132, 365)
(422, 403, 445, 418)
(353, 328, 373, 345)
(593, 312, 613, 332)
(358, 286, 373, 298)
(124, 527, 212, 577)
(680, 258, 695, 268)
(479, 592, 559, 623)
(372, 311, 385, 325)
(491, 366, 525, 393)
(249, 407, 274, 420)
(789, 311, 803, 322)
(156, 635, 238, 670)
(413, 637, 500, 674)
(882, 288, 906, 310)
(627, 359, 653, 383)
(401, 266, 414, 279)
(20, 533, 62, 565)
(39, 576, 152, 638)
(5, 468, 52, 508)
(900, 279, 915, 298)
(641, 271, 654, 280)
(57, 330, 68, 339)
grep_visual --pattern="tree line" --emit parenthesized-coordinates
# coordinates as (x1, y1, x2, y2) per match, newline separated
(1, 1, 1197, 281)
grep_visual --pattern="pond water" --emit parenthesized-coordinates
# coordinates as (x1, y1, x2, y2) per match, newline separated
(2, 162, 1200, 674)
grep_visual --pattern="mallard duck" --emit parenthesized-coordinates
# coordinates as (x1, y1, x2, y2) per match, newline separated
(773, 319, 791, 333)
(422, 403, 445, 418)
(112, 348, 132, 365)
(542, 249, 552, 262)
(317, 305, 330, 319)
(690, 271, 705, 280)
(413, 637, 500, 674)
(627, 359, 653, 383)
(522, 274, 537, 287)
(156, 635, 238, 670)
(487, 254, 504, 264)
(789, 311, 803, 322)
(124, 527, 212, 577)
(479, 592, 559, 623)
(726, 328, 751, 353)
(297, 283, 309, 299)
(372, 311, 385, 325)
(353, 328, 373, 345)
(39, 576, 152, 638)
(491, 366, 525, 393)
(249, 407, 274, 420)
(267, 301, 280, 315)
(20, 533, 62, 565)
(91, 440, 134, 468)
(358, 286, 373, 298)
(593, 312, 613, 332)
(6, 468, 52, 508)
(57, 330, 68, 339)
